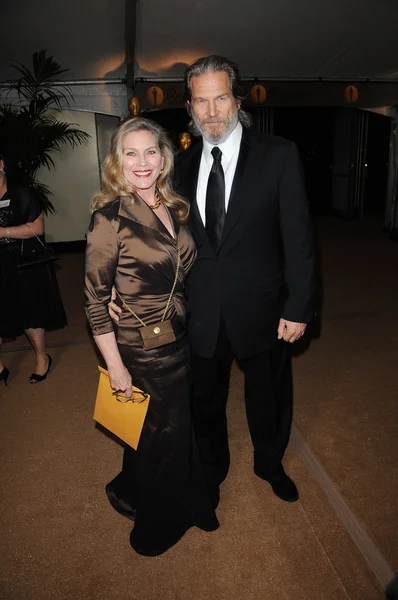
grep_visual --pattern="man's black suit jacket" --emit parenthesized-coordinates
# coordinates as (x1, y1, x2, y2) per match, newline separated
(174, 127, 316, 360)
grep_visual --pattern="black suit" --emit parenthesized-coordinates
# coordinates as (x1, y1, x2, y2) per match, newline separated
(174, 127, 315, 489)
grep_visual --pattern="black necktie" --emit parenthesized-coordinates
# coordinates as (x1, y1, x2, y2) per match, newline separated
(205, 147, 225, 250)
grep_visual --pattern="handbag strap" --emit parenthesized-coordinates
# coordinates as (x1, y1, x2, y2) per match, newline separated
(21, 222, 47, 254)
(115, 234, 181, 327)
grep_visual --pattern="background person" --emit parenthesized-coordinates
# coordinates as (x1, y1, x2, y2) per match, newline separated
(0, 152, 67, 385)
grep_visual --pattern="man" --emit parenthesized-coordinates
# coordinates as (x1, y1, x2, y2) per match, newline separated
(173, 55, 315, 505)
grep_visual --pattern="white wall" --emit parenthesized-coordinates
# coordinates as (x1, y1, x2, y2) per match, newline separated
(38, 110, 101, 242)
(3, 84, 129, 119)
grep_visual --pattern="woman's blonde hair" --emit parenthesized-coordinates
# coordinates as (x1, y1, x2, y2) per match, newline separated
(91, 117, 189, 223)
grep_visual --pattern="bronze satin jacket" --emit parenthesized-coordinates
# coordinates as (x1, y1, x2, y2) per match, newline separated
(84, 195, 196, 346)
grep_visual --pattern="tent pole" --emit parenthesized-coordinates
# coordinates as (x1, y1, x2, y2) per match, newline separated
(125, 0, 138, 110)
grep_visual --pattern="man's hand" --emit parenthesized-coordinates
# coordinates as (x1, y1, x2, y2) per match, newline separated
(277, 318, 306, 343)
(108, 286, 122, 322)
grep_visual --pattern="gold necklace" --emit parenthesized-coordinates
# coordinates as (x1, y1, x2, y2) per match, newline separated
(150, 190, 162, 211)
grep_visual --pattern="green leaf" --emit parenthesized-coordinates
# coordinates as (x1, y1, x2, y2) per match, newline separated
(0, 50, 90, 214)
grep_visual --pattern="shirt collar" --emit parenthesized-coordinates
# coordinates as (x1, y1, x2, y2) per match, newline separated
(203, 121, 243, 162)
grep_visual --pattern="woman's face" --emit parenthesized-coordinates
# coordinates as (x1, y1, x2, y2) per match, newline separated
(122, 130, 164, 192)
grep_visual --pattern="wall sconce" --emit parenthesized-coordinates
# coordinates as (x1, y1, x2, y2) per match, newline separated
(147, 86, 164, 106)
(250, 84, 267, 104)
(128, 96, 141, 116)
(345, 85, 359, 104)
(178, 132, 192, 151)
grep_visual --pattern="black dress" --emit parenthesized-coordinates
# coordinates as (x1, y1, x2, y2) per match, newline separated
(0, 183, 67, 339)
(85, 196, 219, 556)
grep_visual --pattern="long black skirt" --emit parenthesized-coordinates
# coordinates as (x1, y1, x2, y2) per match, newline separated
(0, 246, 67, 339)
(106, 335, 219, 556)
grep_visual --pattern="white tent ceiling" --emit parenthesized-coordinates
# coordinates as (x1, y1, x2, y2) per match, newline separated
(136, 0, 398, 81)
(1, 0, 125, 81)
(1, 0, 398, 83)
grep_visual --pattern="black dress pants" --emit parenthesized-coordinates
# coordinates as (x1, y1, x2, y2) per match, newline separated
(191, 320, 293, 489)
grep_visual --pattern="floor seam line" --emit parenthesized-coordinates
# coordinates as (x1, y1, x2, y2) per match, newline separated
(291, 423, 394, 590)
(297, 500, 352, 599)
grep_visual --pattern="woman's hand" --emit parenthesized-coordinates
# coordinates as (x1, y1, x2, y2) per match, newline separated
(0, 227, 8, 239)
(108, 364, 132, 399)
(92, 332, 131, 397)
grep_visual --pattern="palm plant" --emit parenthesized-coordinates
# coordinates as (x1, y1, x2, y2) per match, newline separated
(0, 50, 90, 213)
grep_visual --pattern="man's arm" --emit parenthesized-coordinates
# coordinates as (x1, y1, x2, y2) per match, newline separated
(278, 142, 316, 341)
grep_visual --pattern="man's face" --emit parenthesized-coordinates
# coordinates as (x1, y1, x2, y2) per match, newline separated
(189, 71, 240, 144)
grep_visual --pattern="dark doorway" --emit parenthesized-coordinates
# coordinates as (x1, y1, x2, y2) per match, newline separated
(144, 108, 191, 150)
(363, 111, 391, 216)
(273, 108, 335, 216)
(330, 108, 369, 220)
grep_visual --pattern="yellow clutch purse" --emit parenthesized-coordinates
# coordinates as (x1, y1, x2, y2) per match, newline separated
(93, 366, 150, 450)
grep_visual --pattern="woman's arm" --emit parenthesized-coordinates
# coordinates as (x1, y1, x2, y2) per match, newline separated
(85, 210, 132, 397)
(0, 213, 44, 239)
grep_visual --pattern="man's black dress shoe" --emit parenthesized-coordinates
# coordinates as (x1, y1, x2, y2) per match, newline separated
(254, 465, 299, 503)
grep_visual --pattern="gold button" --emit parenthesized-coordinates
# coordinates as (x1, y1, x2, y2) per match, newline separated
(153, 327, 160, 334)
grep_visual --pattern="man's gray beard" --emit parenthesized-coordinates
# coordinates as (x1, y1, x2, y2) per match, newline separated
(192, 110, 239, 144)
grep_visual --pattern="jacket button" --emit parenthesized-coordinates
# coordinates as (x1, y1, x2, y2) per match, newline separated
(217, 257, 222, 262)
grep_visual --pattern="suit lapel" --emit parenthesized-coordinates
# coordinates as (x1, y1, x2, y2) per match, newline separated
(184, 143, 211, 248)
(219, 131, 251, 248)
(179, 130, 254, 253)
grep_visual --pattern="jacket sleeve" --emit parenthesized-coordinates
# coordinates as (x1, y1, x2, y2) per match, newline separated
(84, 210, 119, 336)
(278, 142, 316, 323)
(12, 185, 42, 223)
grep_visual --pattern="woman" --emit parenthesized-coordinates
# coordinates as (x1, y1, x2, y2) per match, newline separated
(0, 153, 67, 385)
(84, 117, 219, 556)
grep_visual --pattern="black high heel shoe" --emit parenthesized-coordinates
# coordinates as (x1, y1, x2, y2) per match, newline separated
(29, 355, 52, 384)
(0, 366, 9, 386)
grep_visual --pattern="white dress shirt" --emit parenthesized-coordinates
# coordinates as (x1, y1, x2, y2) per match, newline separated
(196, 122, 243, 226)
